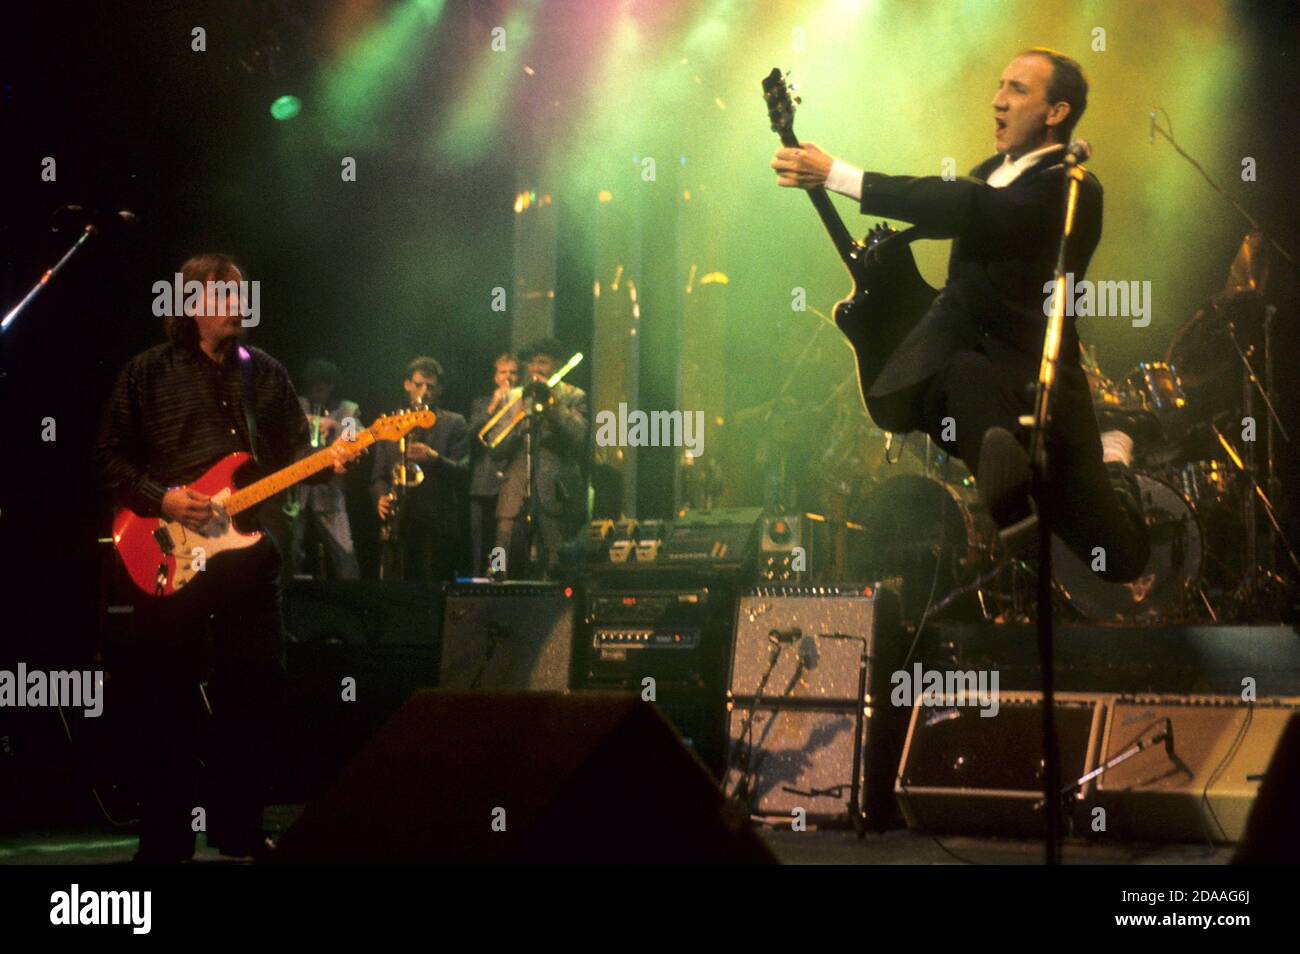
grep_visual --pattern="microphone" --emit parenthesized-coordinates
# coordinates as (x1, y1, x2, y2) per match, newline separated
(769, 626, 802, 643)
(1064, 139, 1092, 166)
(1148, 110, 1156, 145)
(1152, 717, 1175, 758)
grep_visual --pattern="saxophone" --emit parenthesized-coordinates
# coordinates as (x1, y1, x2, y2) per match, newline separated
(379, 404, 426, 542)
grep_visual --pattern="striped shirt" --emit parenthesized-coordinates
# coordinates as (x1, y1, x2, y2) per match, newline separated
(94, 342, 316, 517)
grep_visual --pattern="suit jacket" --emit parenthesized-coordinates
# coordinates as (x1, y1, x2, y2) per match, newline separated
(370, 407, 469, 537)
(860, 150, 1102, 432)
(297, 396, 359, 513)
(468, 394, 506, 497)
(493, 381, 588, 520)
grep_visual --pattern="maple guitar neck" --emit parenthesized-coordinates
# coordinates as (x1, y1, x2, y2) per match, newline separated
(224, 429, 377, 516)
(777, 126, 859, 267)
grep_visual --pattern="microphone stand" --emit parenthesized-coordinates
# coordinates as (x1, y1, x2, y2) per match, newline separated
(520, 381, 552, 580)
(1, 224, 99, 339)
(523, 410, 540, 578)
(1150, 108, 1298, 614)
(1025, 141, 1091, 865)
(1040, 719, 1180, 813)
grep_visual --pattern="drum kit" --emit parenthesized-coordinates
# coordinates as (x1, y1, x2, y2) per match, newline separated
(806, 232, 1296, 625)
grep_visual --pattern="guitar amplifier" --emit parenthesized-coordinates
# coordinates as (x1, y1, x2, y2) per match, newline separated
(895, 692, 1107, 837)
(439, 582, 579, 691)
(725, 585, 905, 827)
(1094, 695, 1300, 843)
(583, 585, 733, 691)
(729, 585, 898, 703)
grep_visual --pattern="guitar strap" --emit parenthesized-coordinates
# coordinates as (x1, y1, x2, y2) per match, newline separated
(894, 225, 933, 245)
(236, 345, 260, 465)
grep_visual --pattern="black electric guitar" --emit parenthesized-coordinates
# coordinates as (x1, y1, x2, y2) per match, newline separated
(762, 68, 937, 424)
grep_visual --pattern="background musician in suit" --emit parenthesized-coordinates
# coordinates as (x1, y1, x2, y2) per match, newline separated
(290, 358, 361, 580)
(771, 47, 1149, 582)
(468, 352, 519, 575)
(370, 356, 469, 581)
(492, 338, 588, 578)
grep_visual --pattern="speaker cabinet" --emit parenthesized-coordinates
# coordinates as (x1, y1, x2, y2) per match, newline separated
(726, 707, 862, 819)
(896, 692, 1107, 836)
(281, 581, 442, 799)
(1096, 695, 1300, 844)
(274, 690, 777, 864)
(439, 582, 578, 690)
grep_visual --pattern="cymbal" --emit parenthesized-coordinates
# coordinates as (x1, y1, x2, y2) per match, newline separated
(1167, 231, 1269, 389)
(1166, 295, 1267, 389)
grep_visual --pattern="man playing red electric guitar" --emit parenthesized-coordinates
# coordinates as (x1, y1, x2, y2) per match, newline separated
(94, 252, 357, 863)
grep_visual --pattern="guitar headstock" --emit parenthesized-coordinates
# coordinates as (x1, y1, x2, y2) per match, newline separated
(762, 68, 800, 146)
(370, 408, 436, 441)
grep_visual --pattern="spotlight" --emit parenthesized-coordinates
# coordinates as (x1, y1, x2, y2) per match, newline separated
(270, 95, 302, 121)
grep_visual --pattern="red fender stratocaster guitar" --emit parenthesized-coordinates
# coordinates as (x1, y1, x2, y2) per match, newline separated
(112, 409, 434, 597)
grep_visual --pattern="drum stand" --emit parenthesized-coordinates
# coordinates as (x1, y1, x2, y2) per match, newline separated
(1222, 315, 1299, 618)
(1151, 109, 1298, 619)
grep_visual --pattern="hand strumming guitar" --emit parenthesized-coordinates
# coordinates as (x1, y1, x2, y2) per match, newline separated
(161, 487, 214, 531)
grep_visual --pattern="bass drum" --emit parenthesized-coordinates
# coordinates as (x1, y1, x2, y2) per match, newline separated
(857, 474, 994, 620)
(1052, 472, 1203, 622)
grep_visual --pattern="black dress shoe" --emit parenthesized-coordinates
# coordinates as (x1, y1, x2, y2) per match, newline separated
(216, 835, 278, 863)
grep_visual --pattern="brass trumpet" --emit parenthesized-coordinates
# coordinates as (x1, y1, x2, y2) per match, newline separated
(478, 351, 584, 448)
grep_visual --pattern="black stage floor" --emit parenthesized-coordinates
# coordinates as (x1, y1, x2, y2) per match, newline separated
(0, 804, 1235, 866)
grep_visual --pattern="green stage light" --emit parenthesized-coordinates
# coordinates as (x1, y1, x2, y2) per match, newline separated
(270, 94, 302, 121)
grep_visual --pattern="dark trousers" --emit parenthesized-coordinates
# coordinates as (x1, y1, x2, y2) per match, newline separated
(112, 537, 285, 858)
(384, 515, 458, 582)
(495, 511, 563, 579)
(911, 347, 1150, 582)
(470, 495, 497, 575)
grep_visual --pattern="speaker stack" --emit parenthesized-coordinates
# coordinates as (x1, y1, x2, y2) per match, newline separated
(724, 585, 904, 829)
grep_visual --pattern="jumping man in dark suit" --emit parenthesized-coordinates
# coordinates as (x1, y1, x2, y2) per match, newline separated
(771, 47, 1149, 582)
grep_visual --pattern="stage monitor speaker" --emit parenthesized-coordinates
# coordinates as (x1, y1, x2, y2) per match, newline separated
(273, 690, 778, 864)
(1095, 695, 1300, 844)
(439, 582, 578, 690)
(895, 692, 1106, 837)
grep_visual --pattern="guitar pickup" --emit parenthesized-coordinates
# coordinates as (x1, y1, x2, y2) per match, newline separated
(152, 526, 175, 554)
